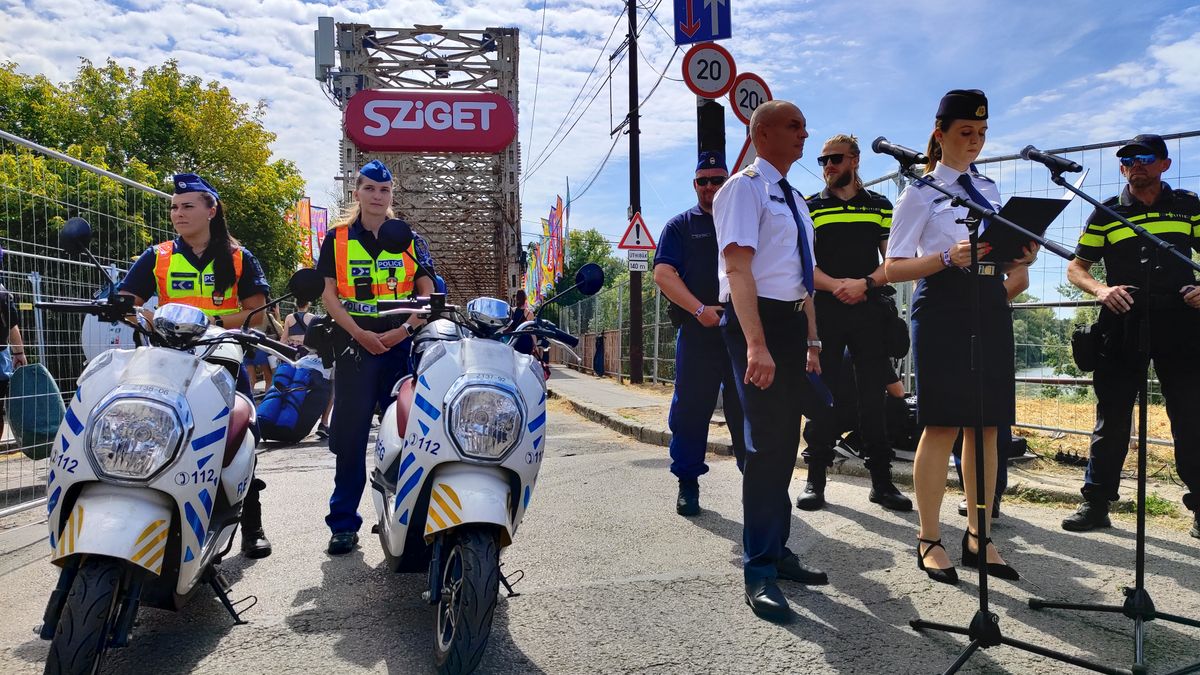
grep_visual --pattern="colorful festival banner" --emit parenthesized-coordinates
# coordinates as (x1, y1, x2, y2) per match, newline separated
(520, 188, 570, 306)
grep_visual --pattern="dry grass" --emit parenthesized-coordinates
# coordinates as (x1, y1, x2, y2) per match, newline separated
(1014, 397, 1177, 471)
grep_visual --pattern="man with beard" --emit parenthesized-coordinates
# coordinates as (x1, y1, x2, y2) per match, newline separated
(654, 151, 747, 516)
(797, 134, 912, 513)
(1062, 134, 1200, 539)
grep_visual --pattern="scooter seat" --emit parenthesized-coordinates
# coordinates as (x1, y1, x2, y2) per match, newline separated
(224, 393, 255, 467)
(395, 376, 415, 436)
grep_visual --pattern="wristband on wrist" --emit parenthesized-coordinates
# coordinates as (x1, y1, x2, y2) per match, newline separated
(807, 339, 822, 350)
(864, 276, 876, 290)
(941, 250, 953, 268)
(693, 304, 705, 318)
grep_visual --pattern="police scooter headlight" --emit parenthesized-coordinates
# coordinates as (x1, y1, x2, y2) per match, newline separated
(448, 386, 522, 461)
(88, 398, 185, 481)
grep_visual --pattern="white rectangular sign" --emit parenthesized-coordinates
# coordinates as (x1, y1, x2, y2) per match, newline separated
(627, 259, 649, 272)
(627, 250, 649, 261)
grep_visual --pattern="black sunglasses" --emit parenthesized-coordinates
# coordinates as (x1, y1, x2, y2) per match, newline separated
(817, 153, 852, 167)
(694, 176, 727, 187)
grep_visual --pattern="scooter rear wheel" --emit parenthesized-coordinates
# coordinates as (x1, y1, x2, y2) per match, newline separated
(44, 557, 123, 675)
(433, 525, 500, 675)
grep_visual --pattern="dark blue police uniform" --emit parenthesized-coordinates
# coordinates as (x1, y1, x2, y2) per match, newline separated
(656, 205, 747, 480)
(316, 219, 433, 536)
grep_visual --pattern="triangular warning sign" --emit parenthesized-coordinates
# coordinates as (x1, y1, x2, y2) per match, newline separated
(617, 212, 656, 250)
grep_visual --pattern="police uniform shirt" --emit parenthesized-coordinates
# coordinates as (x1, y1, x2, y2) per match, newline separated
(1075, 182, 1200, 294)
(886, 163, 1000, 259)
(805, 188, 892, 279)
(655, 205, 720, 308)
(714, 157, 814, 302)
(120, 237, 270, 302)
(315, 221, 435, 284)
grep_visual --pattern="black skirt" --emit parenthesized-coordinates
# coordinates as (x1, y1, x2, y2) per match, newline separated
(910, 267, 1015, 427)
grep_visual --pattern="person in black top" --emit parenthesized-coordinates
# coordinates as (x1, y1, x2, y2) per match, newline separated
(1062, 134, 1200, 540)
(283, 300, 314, 354)
(799, 134, 911, 513)
(654, 151, 747, 517)
(0, 262, 27, 436)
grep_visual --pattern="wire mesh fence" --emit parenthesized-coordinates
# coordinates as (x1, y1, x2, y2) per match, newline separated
(555, 130, 1200, 449)
(0, 129, 172, 516)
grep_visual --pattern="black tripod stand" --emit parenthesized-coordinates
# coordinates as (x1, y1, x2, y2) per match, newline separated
(1026, 167, 1200, 675)
(892, 163, 1128, 675)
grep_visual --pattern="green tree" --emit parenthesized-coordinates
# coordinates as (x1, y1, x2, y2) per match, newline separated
(0, 59, 306, 289)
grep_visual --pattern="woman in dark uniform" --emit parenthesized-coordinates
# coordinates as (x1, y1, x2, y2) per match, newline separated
(119, 172, 274, 559)
(884, 90, 1035, 585)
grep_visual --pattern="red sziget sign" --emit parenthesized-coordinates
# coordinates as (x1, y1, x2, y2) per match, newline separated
(344, 90, 517, 153)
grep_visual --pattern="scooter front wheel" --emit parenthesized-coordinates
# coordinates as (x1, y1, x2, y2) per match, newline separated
(433, 525, 500, 675)
(44, 557, 124, 675)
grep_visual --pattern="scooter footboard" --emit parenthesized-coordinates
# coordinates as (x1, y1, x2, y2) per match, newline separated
(424, 464, 514, 546)
(52, 483, 174, 576)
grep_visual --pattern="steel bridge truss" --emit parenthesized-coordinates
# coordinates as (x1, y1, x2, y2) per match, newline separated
(325, 23, 521, 302)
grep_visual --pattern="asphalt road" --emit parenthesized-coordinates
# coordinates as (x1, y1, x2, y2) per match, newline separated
(2, 405, 1199, 674)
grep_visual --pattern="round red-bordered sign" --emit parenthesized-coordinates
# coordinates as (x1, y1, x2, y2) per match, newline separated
(681, 43, 737, 99)
(729, 72, 772, 125)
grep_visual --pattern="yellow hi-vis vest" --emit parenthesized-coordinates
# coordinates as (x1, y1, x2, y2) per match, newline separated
(334, 225, 419, 316)
(153, 241, 244, 316)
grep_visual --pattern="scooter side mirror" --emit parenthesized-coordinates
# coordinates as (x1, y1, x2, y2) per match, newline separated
(574, 263, 604, 297)
(287, 268, 326, 304)
(60, 217, 94, 256)
(377, 218, 414, 254)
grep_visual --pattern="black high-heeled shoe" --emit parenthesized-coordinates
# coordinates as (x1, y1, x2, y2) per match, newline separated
(916, 537, 959, 585)
(962, 529, 1020, 581)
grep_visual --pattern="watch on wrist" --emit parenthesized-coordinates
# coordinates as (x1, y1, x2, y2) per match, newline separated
(404, 323, 416, 336)
(214, 315, 224, 328)
(693, 304, 705, 318)
(864, 276, 876, 290)
(807, 339, 822, 350)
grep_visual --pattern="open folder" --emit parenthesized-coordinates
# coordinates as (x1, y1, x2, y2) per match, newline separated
(979, 171, 1087, 262)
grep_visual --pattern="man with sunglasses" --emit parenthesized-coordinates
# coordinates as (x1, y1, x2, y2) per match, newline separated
(796, 134, 912, 513)
(654, 151, 747, 516)
(1063, 134, 1200, 539)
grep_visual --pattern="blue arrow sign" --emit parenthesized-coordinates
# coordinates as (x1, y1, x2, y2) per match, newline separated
(673, 0, 731, 46)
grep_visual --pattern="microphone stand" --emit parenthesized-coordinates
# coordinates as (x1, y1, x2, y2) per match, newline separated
(1026, 169, 1200, 675)
(893, 160, 1126, 675)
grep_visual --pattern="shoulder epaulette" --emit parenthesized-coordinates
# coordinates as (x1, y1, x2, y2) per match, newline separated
(970, 171, 996, 185)
(1102, 195, 1121, 207)
(743, 167, 759, 178)
(1175, 189, 1198, 199)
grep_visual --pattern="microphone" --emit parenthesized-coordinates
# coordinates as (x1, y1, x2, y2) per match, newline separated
(871, 137, 928, 166)
(1020, 145, 1083, 173)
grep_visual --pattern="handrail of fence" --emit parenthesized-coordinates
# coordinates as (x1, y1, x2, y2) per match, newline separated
(0, 128, 173, 517)
(554, 130, 1200, 452)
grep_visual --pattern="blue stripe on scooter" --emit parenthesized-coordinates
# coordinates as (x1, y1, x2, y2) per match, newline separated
(213, 406, 229, 421)
(524, 485, 532, 508)
(64, 408, 84, 435)
(198, 489, 213, 517)
(184, 502, 205, 543)
(527, 411, 546, 433)
(539, 391, 545, 404)
(399, 509, 409, 525)
(419, 375, 431, 390)
(47, 486, 61, 514)
(419, 420, 430, 435)
(533, 436, 542, 450)
(191, 427, 225, 452)
(397, 452, 415, 481)
(414, 394, 440, 420)
(184, 546, 194, 562)
(196, 454, 214, 470)
(397, 466, 424, 504)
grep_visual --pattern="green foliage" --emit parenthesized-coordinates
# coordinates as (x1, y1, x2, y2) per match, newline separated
(0, 59, 306, 290)
(1112, 492, 1178, 517)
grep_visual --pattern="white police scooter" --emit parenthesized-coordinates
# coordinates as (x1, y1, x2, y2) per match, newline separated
(34, 218, 325, 675)
(366, 220, 602, 674)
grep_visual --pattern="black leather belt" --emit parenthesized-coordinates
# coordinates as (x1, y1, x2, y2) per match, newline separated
(758, 297, 806, 313)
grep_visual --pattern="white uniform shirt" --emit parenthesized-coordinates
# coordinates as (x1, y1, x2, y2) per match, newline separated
(714, 157, 814, 302)
(885, 162, 1002, 259)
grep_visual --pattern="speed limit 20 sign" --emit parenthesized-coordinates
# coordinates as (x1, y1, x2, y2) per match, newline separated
(729, 72, 772, 125)
(681, 43, 736, 99)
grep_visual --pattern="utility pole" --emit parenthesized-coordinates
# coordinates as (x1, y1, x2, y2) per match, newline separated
(625, 0, 644, 384)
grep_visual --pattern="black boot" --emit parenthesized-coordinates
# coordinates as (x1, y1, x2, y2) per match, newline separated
(869, 469, 912, 512)
(676, 478, 700, 516)
(796, 466, 826, 511)
(240, 478, 272, 559)
(1190, 511, 1199, 539)
(1061, 499, 1111, 532)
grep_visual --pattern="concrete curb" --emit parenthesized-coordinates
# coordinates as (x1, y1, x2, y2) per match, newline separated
(547, 385, 1105, 507)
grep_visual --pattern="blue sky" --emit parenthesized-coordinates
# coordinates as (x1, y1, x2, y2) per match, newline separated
(2, 0, 1199, 286)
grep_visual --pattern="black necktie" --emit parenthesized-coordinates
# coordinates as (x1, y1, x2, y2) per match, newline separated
(778, 178, 815, 296)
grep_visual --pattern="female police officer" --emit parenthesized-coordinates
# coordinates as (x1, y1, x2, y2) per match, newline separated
(884, 90, 1035, 585)
(316, 160, 434, 555)
(119, 173, 274, 559)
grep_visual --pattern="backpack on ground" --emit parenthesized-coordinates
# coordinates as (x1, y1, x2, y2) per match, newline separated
(256, 359, 331, 444)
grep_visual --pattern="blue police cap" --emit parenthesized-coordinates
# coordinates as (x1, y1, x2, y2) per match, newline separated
(936, 89, 988, 121)
(696, 151, 727, 172)
(359, 160, 393, 183)
(172, 173, 219, 201)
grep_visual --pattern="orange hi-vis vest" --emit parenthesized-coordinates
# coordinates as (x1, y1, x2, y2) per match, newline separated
(153, 241, 244, 316)
(334, 225, 419, 316)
